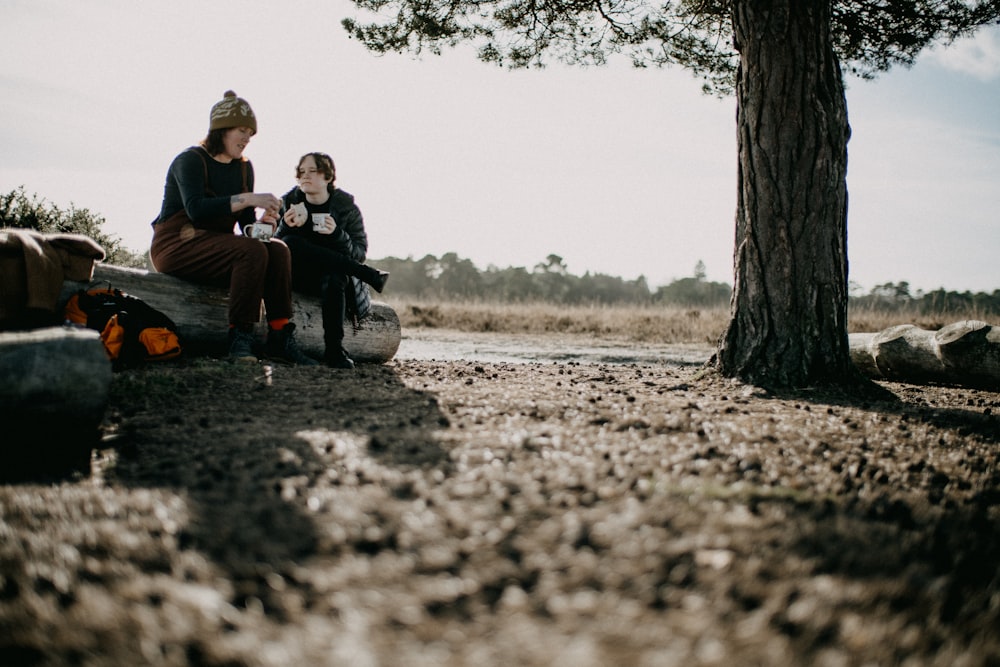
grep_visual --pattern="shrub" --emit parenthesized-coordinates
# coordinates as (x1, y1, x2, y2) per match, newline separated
(0, 186, 145, 268)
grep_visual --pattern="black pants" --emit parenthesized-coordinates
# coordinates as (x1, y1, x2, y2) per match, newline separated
(282, 236, 369, 348)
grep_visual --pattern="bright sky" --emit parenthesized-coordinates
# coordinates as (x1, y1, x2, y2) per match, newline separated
(2, 0, 998, 293)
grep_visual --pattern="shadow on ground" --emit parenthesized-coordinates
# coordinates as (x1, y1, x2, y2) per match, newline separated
(102, 360, 450, 614)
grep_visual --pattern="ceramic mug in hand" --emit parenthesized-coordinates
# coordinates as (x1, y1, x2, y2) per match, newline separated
(243, 221, 274, 242)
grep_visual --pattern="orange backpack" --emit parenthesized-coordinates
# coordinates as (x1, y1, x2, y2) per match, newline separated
(65, 286, 181, 369)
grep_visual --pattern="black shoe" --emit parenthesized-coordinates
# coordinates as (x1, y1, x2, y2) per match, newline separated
(369, 270, 389, 294)
(266, 323, 319, 366)
(323, 346, 356, 369)
(228, 327, 258, 363)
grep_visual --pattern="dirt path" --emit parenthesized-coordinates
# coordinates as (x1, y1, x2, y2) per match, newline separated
(1, 343, 999, 666)
(396, 328, 715, 366)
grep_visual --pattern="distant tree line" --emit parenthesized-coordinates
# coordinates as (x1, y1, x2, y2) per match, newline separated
(374, 252, 1000, 316)
(3, 187, 997, 314)
(373, 253, 732, 306)
(850, 281, 1000, 317)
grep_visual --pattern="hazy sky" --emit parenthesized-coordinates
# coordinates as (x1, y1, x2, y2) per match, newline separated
(2, 0, 998, 293)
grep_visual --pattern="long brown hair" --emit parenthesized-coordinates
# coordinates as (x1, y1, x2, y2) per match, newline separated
(200, 129, 229, 157)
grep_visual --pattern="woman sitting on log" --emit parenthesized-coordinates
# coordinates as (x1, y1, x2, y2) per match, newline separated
(275, 152, 389, 369)
(149, 91, 316, 365)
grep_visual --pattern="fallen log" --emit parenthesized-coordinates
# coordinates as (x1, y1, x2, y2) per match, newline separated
(849, 320, 1000, 390)
(60, 263, 402, 363)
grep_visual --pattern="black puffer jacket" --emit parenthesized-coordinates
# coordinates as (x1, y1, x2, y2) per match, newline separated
(276, 186, 373, 320)
(276, 186, 368, 263)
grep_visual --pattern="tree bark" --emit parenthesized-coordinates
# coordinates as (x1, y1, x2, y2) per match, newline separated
(715, 0, 855, 387)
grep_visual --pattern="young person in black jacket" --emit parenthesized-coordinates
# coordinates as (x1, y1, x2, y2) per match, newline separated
(275, 152, 389, 369)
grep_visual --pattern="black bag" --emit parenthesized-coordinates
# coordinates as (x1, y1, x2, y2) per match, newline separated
(65, 286, 182, 370)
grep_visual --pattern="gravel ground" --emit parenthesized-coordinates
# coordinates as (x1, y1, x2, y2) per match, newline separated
(1, 338, 999, 666)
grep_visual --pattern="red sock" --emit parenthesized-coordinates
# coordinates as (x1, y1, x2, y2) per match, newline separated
(268, 318, 289, 331)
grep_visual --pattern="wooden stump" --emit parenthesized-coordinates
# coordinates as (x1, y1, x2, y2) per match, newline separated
(61, 264, 402, 363)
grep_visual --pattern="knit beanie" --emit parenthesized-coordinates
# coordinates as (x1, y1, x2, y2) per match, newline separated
(209, 90, 257, 133)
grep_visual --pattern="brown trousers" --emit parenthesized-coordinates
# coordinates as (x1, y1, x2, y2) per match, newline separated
(150, 211, 293, 327)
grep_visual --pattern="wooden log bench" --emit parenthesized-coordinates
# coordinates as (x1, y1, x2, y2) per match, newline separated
(60, 263, 402, 364)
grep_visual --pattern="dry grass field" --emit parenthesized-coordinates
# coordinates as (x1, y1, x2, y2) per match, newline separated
(386, 298, 995, 343)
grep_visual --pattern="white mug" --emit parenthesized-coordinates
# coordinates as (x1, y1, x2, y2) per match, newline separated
(312, 213, 328, 232)
(243, 221, 274, 242)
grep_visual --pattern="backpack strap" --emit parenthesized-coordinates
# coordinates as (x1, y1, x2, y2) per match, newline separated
(188, 146, 215, 197)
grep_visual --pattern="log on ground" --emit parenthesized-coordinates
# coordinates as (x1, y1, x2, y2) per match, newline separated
(61, 263, 402, 363)
(849, 320, 1000, 390)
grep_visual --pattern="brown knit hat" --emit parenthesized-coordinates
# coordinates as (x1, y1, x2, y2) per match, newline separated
(209, 90, 257, 133)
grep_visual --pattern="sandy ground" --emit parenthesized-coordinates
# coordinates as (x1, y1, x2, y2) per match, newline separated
(1, 332, 999, 666)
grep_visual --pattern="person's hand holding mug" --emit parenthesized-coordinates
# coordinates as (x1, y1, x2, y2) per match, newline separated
(247, 202, 278, 241)
(312, 214, 333, 234)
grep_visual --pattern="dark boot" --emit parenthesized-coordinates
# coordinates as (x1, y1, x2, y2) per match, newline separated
(320, 273, 354, 368)
(266, 323, 318, 365)
(228, 326, 258, 363)
(323, 346, 355, 369)
(360, 266, 390, 293)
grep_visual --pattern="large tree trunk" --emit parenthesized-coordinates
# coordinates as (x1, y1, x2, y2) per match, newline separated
(715, 0, 856, 387)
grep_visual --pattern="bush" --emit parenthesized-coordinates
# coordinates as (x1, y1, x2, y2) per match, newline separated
(0, 186, 145, 268)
